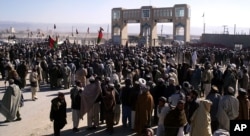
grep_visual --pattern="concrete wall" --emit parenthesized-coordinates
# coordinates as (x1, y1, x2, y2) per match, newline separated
(201, 34, 250, 49)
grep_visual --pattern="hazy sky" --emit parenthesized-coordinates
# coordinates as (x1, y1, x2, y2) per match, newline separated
(1, 0, 249, 35)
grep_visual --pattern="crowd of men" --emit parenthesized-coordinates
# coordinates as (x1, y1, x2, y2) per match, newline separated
(0, 40, 250, 136)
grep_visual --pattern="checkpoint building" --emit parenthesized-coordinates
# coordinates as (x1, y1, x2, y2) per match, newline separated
(111, 4, 190, 46)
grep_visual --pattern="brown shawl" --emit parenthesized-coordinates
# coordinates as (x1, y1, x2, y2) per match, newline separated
(80, 82, 101, 118)
(135, 91, 154, 134)
(237, 95, 250, 120)
(164, 108, 187, 136)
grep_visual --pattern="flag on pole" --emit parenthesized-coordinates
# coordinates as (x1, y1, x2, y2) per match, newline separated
(55, 36, 58, 48)
(87, 27, 89, 34)
(76, 29, 78, 34)
(54, 24, 56, 29)
(49, 36, 58, 49)
(97, 27, 104, 44)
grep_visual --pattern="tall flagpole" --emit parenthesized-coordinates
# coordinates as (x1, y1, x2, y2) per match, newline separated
(72, 26, 75, 44)
(46, 26, 48, 37)
(107, 24, 109, 42)
(161, 24, 163, 45)
(53, 24, 56, 38)
(84, 27, 89, 46)
(203, 12, 206, 34)
(234, 24, 236, 35)
(76, 28, 78, 44)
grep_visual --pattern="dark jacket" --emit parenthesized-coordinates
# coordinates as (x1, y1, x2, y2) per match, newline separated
(120, 86, 132, 106)
(129, 85, 140, 111)
(70, 87, 82, 110)
(50, 97, 67, 129)
(165, 84, 176, 100)
(184, 98, 199, 123)
(153, 83, 167, 106)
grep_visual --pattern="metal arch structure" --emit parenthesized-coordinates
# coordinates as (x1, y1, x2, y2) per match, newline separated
(111, 4, 190, 46)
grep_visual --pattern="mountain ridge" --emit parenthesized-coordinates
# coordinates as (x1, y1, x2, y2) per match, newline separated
(1, 21, 249, 36)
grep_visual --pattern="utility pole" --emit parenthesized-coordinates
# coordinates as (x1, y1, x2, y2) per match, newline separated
(203, 23, 206, 34)
(107, 24, 109, 41)
(234, 24, 236, 35)
(161, 24, 163, 45)
(222, 25, 229, 34)
(202, 13, 205, 34)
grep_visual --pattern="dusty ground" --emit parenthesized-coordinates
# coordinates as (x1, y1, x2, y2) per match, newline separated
(0, 75, 147, 136)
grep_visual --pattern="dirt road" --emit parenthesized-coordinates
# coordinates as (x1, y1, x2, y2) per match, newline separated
(0, 78, 140, 136)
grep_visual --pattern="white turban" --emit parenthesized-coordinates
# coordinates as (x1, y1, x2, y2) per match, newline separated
(139, 78, 149, 92)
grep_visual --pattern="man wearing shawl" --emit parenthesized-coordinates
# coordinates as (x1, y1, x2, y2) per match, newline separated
(217, 86, 239, 131)
(190, 99, 212, 136)
(192, 50, 198, 68)
(135, 78, 154, 135)
(70, 80, 83, 132)
(80, 77, 102, 118)
(206, 85, 221, 133)
(164, 100, 187, 136)
(87, 77, 102, 130)
(0, 79, 22, 122)
(102, 83, 116, 135)
(50, 92, 67, 136)
(75, 64, 88, 87)
(157, 96, 170, 136)
(237, 88, 250, 120)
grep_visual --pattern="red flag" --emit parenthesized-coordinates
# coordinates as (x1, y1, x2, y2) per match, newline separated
(97, 27, 104, 44)
(49, 36, 57, 48)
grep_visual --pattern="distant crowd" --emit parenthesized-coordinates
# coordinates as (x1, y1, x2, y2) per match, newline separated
(0, 40, 250, 136)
